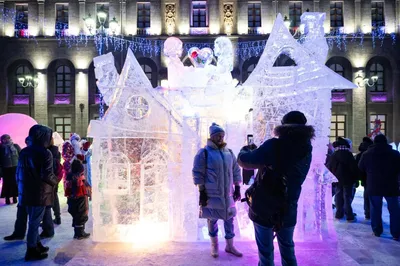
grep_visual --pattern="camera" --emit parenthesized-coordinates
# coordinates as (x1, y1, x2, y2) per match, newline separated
(247, 134, 254, 145)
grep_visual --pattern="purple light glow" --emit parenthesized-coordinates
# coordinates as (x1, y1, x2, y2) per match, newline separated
(54, 94, 71, 104)
(370, 92, 387, 102)
(13, 94, 29, 105)
(331, 92, 346, 102)
(95, 94, 101, 104)
(0, 113, 37, 148)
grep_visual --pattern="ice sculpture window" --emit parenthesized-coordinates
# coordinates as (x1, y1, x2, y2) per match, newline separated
(125, 95, 150, 119)
(370, 114, 386, 135)
(55, 4, 69, 36)
(191, 1, 207, 27)
(15, 4, 28, 37)
(248, 3, 261, 28)
(56, 66, 72, 94)
(289, 2, 302, 28)
(330, 114, 346, 142)
(54, 117, 72, 140)
(371, 2, 385, 29)
(330, 2, 343, 30)
(273, 53, 297, 67)
(137, 3, 151, 29)
(369, 63, 385, 92)
(242, 56, 259, 82)
(15, 65, 31, 94)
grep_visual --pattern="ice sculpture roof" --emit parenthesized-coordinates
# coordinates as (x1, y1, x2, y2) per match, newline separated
(88, 49, 182, 140)
(243, 14, 357, 97)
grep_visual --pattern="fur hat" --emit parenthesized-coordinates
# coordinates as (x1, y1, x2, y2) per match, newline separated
(281, 111, 307, 125)
(209, 123, 225, 136)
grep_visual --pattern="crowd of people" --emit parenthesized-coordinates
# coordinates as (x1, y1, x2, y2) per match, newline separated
(326, 135, 400, 240)
(1, 110, 399, 265)
(0, 125, 92, 261)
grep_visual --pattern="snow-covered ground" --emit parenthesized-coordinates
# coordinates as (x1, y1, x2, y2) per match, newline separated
(0, 186, 399, 266)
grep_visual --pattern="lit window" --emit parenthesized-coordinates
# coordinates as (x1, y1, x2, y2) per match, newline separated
(56, 66, 71, 94)
(289, 2, 302, 28)
(96, 4, 109, 29)
(54, 117, 72, 140)
(15, 4, 28, 37)
(248, 3, 261, 28)
(330, 114, 346, 143)
(15, 65, 31, 94)
(370, 114, 386, 136)
(371, 2, 385, 29)
(192, 1, 207, 27)
(55, 4, 69, 32)
(137, 3, 151, 28)
(330, 2, 343, 29)
(369, 62, 385, 92)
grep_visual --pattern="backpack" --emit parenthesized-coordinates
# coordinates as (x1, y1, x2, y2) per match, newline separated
(243, 141, 289, 233)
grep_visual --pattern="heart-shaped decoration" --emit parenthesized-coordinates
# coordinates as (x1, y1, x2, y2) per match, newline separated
(188, 47, 213, 68)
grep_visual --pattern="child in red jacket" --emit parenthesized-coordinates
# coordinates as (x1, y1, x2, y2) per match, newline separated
(64, 159, 90, 239)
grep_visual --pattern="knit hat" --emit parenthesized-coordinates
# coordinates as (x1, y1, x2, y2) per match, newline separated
(281, 111, 307, 125)
(71, 159, 84, 174)
(336, 137, 350, 148)
(374, 134, 387, 144)
(209, 123, 225, 136)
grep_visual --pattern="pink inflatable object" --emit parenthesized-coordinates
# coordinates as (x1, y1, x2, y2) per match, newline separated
(0, 113, 38, 148)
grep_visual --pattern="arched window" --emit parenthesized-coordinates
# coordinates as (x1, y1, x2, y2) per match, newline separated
(273, 53, 297, 67)
(56, 66, 71, 94)
(369, 62, 384, 92)
(329, 63, 345, 92)
(138, 58, 158, 88)
(140, 63, 153, 84)
(242, 56, 260, 83)
(15, 65, 31, 94)
(246, 63, 256, 78)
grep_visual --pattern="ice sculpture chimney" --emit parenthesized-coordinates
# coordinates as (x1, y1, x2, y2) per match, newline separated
(300, 12, 328, 63)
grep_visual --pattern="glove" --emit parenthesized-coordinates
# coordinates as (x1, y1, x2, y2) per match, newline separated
(82, 141, 91, 151)
(199, 190, 208, 207)
(233, 185, 241, 202)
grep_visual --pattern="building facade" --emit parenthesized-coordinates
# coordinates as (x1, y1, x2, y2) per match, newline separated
(0, 0, 399, 147)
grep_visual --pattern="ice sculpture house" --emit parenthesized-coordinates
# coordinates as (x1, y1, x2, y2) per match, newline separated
(87, 12, 357, 243)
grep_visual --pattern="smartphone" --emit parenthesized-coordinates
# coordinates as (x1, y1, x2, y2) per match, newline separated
(247, 134, 254, 145)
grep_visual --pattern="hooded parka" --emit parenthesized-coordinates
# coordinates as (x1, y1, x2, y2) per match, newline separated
(193, 140, 242, 220)
(16, 125, 58, 206)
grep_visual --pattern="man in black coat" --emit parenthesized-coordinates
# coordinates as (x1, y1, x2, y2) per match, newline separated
(358, 134, 400, 240)
(327, 137, 359, 221)
(16, 125, 58, 261)
(355, 137, 373, 219)
(238, 111, 314, 266)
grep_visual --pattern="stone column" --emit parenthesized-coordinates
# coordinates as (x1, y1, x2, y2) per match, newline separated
(34, 72, 48, 125)
(397, 0, 400, 33)
(237, 0, 247, 34)
(262, 0, 274, 33)
(352, 68, 366, 145)
(151, 0, 162, 35)
(0, 1, 4, 36)
(75, 71, 89, 136)
(354, 0, 361, 31)
(120, 0, 126, 35)
(178, 0, 190, 34)
(208, 0, 220, 34)
(37, 0, 45, 36)
(392, 69, 400, 142)
(79, 0, 86, 34)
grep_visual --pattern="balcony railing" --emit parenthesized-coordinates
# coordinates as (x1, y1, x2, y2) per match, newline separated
(54, 94, 71, 104)
(248, 27, 263, 35)
(369, 91, 387, 102)
(137, 28, 151, 36)
(331, 91, 346, 102)
(190, 27, 209, 35)
(13, 94, 29, 105)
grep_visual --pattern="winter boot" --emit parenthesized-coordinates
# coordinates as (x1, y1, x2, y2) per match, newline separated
(74, 226, 90, 240)
(53, 216, 61, 225)
(40, 231, 54, 239)
(24, 247, 48, 261)
(210, 236, 219, 258)
(5, 198, 11, 205)
(12, 197, 17, 204)
(37, 242, 50, 253)
(225, 238, 243, 257)
(4, 233, 24, 241)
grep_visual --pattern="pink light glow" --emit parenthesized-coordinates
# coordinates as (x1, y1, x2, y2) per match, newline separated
(54, 94, 71, 104)
(370, 93, 387, 102)
(13, 95, 30, 105)
(0, 113, 37, 148)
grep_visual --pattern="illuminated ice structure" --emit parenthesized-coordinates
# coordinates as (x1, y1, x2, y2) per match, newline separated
(88, 12, 356, 243)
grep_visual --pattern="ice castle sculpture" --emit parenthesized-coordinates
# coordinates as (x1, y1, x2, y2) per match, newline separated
(88, 13, 356, 243)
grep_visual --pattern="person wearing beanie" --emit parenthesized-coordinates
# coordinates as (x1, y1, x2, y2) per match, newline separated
(355, 137, 374, 219)
(327, 136, 359, 222)
(64, 159, 91, 240)
(237, 111, 315, 266)
(358, 134, 400, 240)
(192, 122, 243, 258)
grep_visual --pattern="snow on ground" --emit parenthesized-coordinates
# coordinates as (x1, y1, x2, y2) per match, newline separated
(0, 185, 399, 266)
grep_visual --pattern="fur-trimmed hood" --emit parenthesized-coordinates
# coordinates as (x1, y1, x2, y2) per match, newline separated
(274, 124, 315, 141)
